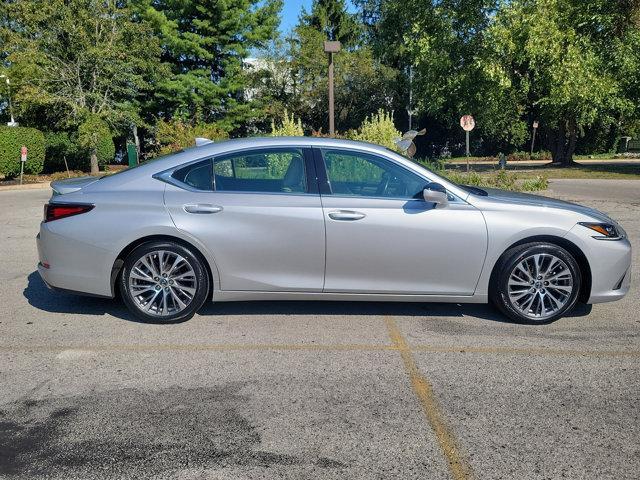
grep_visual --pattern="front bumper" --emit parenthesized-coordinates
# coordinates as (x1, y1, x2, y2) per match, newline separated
(566, 224, 632, 304)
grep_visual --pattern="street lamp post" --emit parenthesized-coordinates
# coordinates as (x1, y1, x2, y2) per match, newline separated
(323, 41, 341, 137)
(0, 75, 18, 127)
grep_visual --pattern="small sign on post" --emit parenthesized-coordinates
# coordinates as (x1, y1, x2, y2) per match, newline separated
(460, 115, 475, 172)
(20, 145, 27, 186)
(530, 120, 539, 156)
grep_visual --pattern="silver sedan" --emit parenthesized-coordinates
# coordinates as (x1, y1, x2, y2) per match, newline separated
(36, 137, 632, 324)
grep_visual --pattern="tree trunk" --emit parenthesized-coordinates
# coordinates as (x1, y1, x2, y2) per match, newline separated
(90, 148, 99, 175)
(548, 119, 578, 167)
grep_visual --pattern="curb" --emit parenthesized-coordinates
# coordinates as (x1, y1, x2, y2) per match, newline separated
(0, 182, 51, 192)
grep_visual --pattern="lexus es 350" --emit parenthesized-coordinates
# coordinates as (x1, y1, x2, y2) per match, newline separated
(36, 137, 631, 324)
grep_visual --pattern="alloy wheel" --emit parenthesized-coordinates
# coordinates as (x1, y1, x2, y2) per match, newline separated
(507, 253, 574, 320)
(128, 250, 197, 316)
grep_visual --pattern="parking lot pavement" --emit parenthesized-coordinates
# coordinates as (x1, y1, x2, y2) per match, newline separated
(1, 181, 638, 479)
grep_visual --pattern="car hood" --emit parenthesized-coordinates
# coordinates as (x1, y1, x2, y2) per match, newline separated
(50, 176, 100, 196)
(477, 187, 613, 223)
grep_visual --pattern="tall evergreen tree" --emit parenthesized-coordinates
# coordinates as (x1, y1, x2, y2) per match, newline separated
(135, 0, 282, 130)
(300, 0, 360, 47)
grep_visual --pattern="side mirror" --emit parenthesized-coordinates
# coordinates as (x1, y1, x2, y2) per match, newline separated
(423, 182, 449, 207)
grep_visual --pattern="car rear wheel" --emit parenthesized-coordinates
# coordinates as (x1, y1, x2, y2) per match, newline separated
(119, 241, 209, 323)
(491, 242, 581, 324)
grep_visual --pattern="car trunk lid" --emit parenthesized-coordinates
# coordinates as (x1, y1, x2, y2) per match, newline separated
(50, 176, 100, 196)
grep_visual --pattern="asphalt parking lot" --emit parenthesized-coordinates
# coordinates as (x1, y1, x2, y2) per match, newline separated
(1, 180, 638, 479)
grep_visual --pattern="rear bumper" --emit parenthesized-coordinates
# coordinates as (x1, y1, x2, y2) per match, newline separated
(36, 224, 114, 297)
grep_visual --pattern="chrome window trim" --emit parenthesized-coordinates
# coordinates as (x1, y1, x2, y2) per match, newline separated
(153, 143, 465, 203)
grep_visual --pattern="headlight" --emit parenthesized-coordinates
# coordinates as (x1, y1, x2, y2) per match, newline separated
(578, 222, 624, 240)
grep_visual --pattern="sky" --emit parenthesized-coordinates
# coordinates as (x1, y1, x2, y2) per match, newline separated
(280, 0, 357, 34)
(280, 0, 312, 34)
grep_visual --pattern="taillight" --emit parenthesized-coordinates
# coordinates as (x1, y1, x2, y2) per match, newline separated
(44, 203, 94, 222)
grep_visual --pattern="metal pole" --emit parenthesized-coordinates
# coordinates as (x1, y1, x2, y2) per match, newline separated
(6, 81, 15, 125)
(530, 126, 537, 156)
(408, 65, 413, 131)
(465, 130, 470, 172)
(19, 158, 24, 185)
(328, 52, 335, 137)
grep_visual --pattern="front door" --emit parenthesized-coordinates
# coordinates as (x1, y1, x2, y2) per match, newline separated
(164, 147, 325, 292)
(316, 148, 487, 295)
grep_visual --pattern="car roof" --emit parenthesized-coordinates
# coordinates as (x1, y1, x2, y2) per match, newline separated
(99, 137, 394, 183)
(182, 136, 394, 158)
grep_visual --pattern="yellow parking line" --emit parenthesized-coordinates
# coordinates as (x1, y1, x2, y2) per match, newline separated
(411, 345, 640, 357)
(384, 316, 472, 480)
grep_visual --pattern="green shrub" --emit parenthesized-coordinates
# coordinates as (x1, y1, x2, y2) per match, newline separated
(506, 151, 552, 162)
(507, 151, 530, 162)
(44, 131, 81, 173)
(0, 126, 45, 177)
(347, 110, 401, 151)
(45, 129, 113, 172)
(521, 175, 549, 191)
(78, 117, 115, 171)
(270, 110, 304, 136)
(155, 119, 229, 156)
(530, 150, 552, 161)
(96, 133, 115, 167)
(443, 170, 484, 186)
(435, 168, 547, 192)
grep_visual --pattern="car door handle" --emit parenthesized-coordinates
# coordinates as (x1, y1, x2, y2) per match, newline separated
(328, 210, 366, 221)
(183, 204, 223, 214)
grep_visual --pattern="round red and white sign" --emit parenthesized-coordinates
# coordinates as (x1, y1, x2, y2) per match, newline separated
(460, 115, 475, 132)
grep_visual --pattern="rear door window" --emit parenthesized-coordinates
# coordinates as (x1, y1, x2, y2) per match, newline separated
(214, 149, 307, 193)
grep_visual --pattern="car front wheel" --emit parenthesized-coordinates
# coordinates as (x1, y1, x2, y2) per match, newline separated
(119, 241, 209, 323)
(491, 242, 581, 324)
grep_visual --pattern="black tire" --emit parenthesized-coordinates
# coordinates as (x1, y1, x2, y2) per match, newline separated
(119, 241, 209, 323)
(490, 242, 581, 324)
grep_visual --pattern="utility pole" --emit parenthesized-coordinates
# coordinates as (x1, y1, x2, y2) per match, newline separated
(323, 41, 341, 137)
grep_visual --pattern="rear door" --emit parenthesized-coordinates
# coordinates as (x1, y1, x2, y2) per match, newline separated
(315, 147, 487, 295)
(163, 147, 326, 292)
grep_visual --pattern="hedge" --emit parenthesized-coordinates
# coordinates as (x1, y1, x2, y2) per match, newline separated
(44, 131, 80, 173)
(0, 126, 45, 177)
(44, 130, 114, 173)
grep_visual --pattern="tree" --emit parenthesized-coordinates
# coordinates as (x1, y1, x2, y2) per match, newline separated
(362, 1, 515, 152)
(299, 0, 360, 47)
(485, 0, 640, 164)
(0, 0, 163, 173)
(270, 0, 397, 133)
(78, 115, 113, 173)
(134, 0, 282, 130)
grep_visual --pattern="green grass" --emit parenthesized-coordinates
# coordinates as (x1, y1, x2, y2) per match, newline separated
(442, 163, 640, 180)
